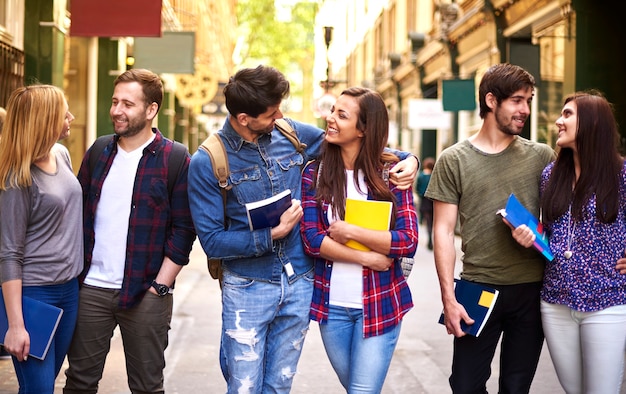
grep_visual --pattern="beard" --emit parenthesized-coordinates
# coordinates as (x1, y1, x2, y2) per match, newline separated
(494, 108, 527, 136)
(246, 121, 275, 136)
(112, 117, 147, 138)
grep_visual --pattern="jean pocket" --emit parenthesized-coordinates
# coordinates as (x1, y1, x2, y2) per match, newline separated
(222, 272, 255, 289)
(302, 268, 315, 283)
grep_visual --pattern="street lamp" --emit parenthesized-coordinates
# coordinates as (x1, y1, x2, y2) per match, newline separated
(321, 26, 334, 92)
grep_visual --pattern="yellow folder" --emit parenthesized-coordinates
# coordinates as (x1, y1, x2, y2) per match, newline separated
(344, 198, 392, 251)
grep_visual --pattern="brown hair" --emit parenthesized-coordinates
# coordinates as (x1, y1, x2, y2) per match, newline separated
(315, 87, 398, 220)
(541, 90, 623, 223)
(478, 63, 535, 119)
(114, 68, 163, 111)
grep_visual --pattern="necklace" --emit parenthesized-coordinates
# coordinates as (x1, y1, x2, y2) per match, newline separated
(564, 204, 575, 259)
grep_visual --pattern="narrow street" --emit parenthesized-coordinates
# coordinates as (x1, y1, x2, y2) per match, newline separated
(1, 223, 568, 393)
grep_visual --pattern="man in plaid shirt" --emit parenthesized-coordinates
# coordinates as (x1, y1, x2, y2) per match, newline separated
(64, 69, 196, 394)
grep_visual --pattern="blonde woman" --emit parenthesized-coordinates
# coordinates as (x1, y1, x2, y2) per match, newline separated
(0, 85, 82, 393)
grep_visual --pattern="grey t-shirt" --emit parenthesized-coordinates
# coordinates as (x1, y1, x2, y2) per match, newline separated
(426, 136, 555, 285)
(0, 144, 83, 285)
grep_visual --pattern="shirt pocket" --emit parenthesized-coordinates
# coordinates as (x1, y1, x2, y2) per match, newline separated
(230, 166, 263, 205)
(276, 151, 304, 172)
(147, 178, 169, 211)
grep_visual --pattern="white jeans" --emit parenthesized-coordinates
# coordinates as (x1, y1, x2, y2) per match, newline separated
(541, 301, 626, 394)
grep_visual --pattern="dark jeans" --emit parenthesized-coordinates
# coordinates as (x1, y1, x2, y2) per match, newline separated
(449, 281, 544, 394)
(63, 284, 173, 394)
(12, 279, 79, 394)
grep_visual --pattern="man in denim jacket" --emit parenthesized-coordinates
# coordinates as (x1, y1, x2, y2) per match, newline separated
(187, 65, 418, 393)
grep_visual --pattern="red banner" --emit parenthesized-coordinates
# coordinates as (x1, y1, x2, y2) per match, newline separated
(70, 0, 162, 37)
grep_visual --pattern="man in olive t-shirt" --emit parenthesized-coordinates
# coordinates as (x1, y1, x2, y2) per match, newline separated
(426, 64, 555, 393)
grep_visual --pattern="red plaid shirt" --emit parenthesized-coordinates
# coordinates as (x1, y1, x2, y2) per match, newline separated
(300, 161, 417, 337)
(77, 129, 196, 309)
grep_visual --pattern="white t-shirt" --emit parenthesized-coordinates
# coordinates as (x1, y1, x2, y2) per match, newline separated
(328, 169, 367, 309)
(84, 136, 155, 288)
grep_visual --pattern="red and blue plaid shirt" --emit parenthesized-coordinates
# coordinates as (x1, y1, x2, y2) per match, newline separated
(300, 161, 417, 337)
(77, 129, 196, 309)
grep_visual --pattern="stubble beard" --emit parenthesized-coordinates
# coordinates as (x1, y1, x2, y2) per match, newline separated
(246, 122, 275, 136)
(495, 109, 526, 136)
(113, 118, 147, 138)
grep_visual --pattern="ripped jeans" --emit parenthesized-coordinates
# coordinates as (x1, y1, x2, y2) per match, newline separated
(220, 270, 313, 394)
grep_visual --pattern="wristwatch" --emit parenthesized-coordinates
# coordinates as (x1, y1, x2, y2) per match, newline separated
(151, 280, 171, 296)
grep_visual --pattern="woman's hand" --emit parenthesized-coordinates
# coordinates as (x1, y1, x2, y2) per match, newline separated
(326, 220, 354, 245)
(389, 156, 419, 190)
(361, 251, 393, 271)
(3, 326, 30, 361)
(615, 249, 626, 274)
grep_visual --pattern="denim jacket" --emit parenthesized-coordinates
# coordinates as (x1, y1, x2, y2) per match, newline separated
(188, 117, 324, 283)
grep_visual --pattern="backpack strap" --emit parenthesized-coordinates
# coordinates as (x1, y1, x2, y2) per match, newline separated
(88, 135, 114, 177)
(167, 141, 188, 197)
(199, 133, 232, 191)
(198, 133, 229, 284)
(274, 119, 307, 153)
(199, 133, 230, 230)
(88, 134, 187, 198)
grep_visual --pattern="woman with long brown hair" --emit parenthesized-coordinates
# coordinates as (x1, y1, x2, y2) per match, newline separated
(300, 87, 418, 392)
(516, 90, 626, 393)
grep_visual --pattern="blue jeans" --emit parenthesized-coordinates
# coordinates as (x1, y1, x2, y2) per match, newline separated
(319, 304, 402, 393)
(12, 278, 79, 394)
(220, 270, 313, 394)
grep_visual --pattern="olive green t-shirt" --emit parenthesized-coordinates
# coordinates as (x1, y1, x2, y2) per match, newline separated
(425, 136, 555, 285)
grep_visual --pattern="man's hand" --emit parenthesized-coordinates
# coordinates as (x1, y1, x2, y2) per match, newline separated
(271, 199, 303, 240)
(510, 223, 536, 248)
(442, 300, 475, 338)
(389, 155, 419, 190)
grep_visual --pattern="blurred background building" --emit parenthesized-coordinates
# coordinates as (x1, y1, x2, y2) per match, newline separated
(1, 0, 624, 169)
(0, 0, 237, 167)
(313, 0, 626, 161)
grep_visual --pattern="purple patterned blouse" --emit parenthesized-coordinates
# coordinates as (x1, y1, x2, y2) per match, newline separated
(540, 162, 626, 311)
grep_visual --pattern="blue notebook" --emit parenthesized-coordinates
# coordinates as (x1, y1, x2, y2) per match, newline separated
(245, 189, 292, 231)
(497, 193, 554, 261)
(0, 292, 63, 360)
(438, 279, 499, 337)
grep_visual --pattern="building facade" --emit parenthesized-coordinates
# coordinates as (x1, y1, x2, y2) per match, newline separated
(315, 0, 626, 160)
(0, 0, 237, 168)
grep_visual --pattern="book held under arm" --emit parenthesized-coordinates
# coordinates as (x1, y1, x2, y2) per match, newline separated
(344, 198, 393, 251)
(0, 292, 63, 360)
(245, 189, 293, 231)
(497, 193, 554, 261)
(438, 278, 499, 337)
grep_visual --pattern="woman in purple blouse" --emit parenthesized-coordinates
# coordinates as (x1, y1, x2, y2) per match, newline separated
(537, 91, 626, 393)
(300, 87, 418, 392)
